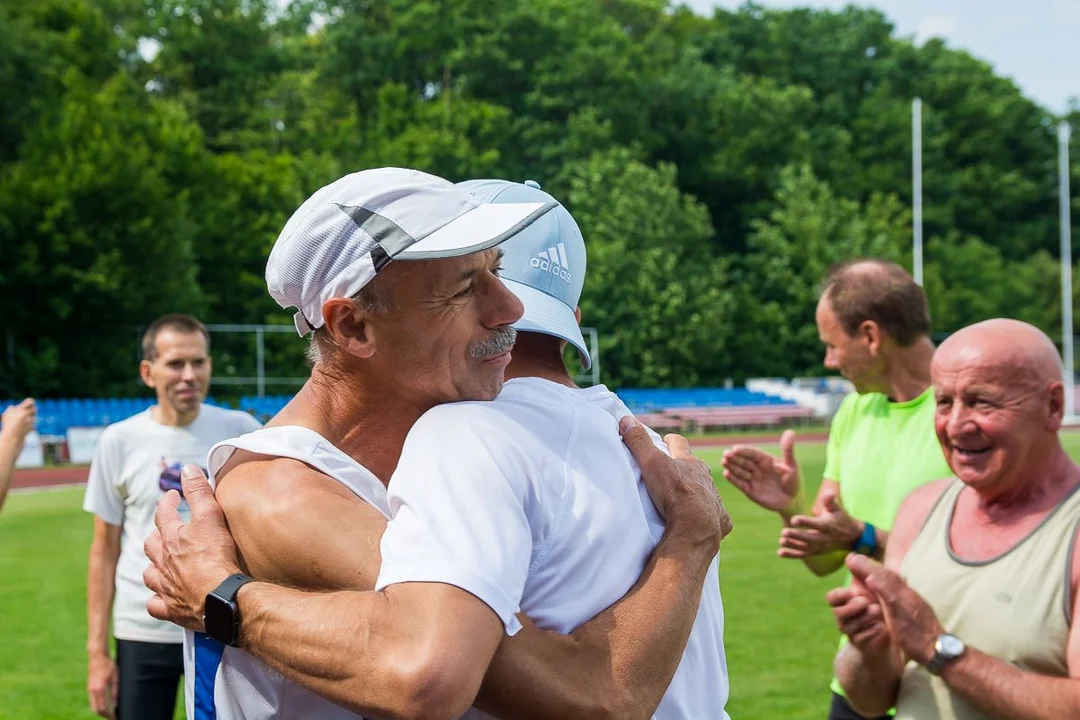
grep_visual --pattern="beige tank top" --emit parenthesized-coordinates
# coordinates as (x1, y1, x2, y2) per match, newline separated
(894, 480, 1080, 720)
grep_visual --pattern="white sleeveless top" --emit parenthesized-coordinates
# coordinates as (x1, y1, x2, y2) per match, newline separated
(183, 425, 386, 720)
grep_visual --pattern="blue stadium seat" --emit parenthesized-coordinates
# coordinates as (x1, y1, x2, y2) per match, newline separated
(615, 387, 796, 413)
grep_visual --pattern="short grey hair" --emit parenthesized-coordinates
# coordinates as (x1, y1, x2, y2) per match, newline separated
(306, 281, 394, 365)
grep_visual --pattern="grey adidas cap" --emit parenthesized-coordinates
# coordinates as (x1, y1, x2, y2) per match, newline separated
(457, 179, 591, 368)
(266, 167, 557, 335)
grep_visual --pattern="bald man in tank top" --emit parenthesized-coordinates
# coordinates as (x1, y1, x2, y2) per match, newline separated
(829, 318, 1080, 720)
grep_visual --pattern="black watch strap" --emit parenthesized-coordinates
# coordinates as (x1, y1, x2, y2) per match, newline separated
(205, 573, 256, 646)
(212, 573, 255, 602)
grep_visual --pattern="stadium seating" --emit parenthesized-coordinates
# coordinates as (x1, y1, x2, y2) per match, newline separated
(1, 384, 820, 440)
(0, 397, 229, 438)
(616, 387, 797, 412)
(615, 387, 814, 431)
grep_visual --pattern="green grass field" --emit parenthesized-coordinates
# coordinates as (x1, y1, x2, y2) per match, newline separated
(5, 434, 1080, 719)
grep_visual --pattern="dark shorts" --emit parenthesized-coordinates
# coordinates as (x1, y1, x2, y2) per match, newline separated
(829, 692, 893, 720)
(116, 639, 184, 720)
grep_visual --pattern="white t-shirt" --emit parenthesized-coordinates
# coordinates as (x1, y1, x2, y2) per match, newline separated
(83, 404, 262, 644)
(377, 378, 731, 719)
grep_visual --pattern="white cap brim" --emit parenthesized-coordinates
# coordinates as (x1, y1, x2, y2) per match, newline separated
(397, 201, 555, 259)
(502, 278, 592, 369)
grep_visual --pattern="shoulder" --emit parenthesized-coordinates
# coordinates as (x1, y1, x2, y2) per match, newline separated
(886, 477, 954, 568)
(103, 410, 152, 437)
(217, 453, 354, 505)
(217, 454, 371, 525)
(93, 415, 140, 454)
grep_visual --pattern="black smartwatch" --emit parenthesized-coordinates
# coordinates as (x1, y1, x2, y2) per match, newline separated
(204, 573, 255, 647)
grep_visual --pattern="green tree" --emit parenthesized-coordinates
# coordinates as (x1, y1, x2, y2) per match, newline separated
(0, 75, 206, 396)
(0, 0, 122, 164)
(732, 164, 911, 378)
(566, 147, 733, 388)
(923, 237, 1063, 336)
(135, 0, 285, 152)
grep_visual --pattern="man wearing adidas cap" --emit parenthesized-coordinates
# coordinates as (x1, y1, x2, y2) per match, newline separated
(423, 177, 730, 718)
(143, 168, 731, 719)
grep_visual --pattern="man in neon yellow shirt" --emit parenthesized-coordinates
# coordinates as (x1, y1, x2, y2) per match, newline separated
(722, 258, 951, 720)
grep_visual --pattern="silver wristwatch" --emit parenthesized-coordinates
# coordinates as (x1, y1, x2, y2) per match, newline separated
(926, 633, 966, 675)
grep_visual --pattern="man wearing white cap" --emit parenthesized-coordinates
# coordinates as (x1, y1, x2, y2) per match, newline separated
(143, 169, 730, 719)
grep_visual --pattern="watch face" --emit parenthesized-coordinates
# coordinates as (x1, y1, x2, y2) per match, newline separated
(937, 634, 965, 658)
(204, 593, 236, 645)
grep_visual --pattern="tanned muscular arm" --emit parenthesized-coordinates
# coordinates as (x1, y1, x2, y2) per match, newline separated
(215, 450, 720, 720)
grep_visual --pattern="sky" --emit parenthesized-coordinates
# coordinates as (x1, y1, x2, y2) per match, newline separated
(683, 0, 1080, 115)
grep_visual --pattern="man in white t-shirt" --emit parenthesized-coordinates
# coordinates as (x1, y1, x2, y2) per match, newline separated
(83, 314, 261, 720)
(141, 169, 730, 719)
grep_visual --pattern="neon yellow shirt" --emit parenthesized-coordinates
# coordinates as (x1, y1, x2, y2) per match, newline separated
(825, 387, 953, 699)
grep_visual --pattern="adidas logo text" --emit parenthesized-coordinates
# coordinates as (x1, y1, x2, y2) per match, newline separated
(531, 243, 573, 284)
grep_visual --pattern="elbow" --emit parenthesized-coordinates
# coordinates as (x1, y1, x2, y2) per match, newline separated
(599, 691, 644, 720)
(570, 681, 642, 720)
(381, 657, 484, 720)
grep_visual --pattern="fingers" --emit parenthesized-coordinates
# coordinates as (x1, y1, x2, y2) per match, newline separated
(722, 468, 752, 494)
(846, 552, 884, 585)
(147, 593, 170, 622)
(143, 563, 164, 597)
(721, 446, 765, 473)
(829, 594, 887, 642)
(180, 465, 223, 523)
(863, 564, 905, 598)
(721, 465, 757, 494)
(832, 593, 873, 622)
(619, 416, 663, 470)
(778, 547, 811, 559)
(153, 490, 183, 539)
(821, 488, 844, 513)
(789, 514, 833, 530)
(850, 625, 891, 651)
(89, 685, 106, 717)
(826, 587, 857, 607)
(144, 527, 163, 568)
(777, 533, 813, 557)
(88, 672, 116, 719)
(779, 429, 797, 467)
(661, 432, 693, 460)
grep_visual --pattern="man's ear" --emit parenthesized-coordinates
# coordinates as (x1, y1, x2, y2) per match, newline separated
(139, 360, 155, 389)
(1047, 380, 1065, 431)
(860, 320, 883, 356)
(574, 306, 582, 325)
(323, 298, 377, 359)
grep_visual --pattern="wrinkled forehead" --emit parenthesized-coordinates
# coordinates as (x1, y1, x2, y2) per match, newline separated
(931, 342, 1030, 391)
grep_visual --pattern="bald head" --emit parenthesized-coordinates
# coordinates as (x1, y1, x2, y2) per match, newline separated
(932, 319, 1069, 495)
(934, 319, 1062, 388)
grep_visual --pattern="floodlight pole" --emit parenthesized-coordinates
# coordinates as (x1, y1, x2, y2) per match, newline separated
(1060, 121, 1075, 419)
(913, 98, 924, 286)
